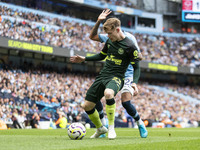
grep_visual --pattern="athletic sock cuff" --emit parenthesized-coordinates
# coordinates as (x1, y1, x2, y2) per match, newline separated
(85, 108, 95, 115)
(106, 98, 115, 105)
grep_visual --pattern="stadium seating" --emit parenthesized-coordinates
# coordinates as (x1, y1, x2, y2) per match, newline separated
(0, 64, 199, 128)
(0, 4, 199, 68)
(0, 2, 199, 128)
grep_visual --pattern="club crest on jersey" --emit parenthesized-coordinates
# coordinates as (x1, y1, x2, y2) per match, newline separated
(133, 50, 138, 58)
(118, 48, 124, 55)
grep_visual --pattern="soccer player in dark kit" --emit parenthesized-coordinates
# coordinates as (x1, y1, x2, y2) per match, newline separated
(89, 9, 148, 139)
(70, 17, 144, 139)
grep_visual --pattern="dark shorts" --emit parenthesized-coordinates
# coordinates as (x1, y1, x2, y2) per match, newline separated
(85, 75, 124, 103)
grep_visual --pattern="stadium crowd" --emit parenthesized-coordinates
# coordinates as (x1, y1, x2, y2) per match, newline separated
(0, 3, 199, 129)
(0, 63, 199, 128)
(97, 0, 137, 8)
(154, 83, 200, 101)
(0, 5, 199, 68)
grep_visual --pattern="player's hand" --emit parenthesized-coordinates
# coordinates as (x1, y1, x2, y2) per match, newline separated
(131, 83, 139, 96)
(138, 52, 143, 60)
(70, 55, 85, 63)
(98, 9, 112, 22)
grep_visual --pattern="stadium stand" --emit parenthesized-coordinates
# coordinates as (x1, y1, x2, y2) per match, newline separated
(0, 3, 199, 68)
(0, 63, 199, 128)
(96, 0, 137, 8)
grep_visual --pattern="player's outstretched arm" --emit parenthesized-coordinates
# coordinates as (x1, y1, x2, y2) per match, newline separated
(89, 9, 112, 41)
(70, 55, 85, 63)
(70, 53, 107, 63)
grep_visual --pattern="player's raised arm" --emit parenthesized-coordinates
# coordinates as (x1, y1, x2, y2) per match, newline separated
(89, 9, 112, 41)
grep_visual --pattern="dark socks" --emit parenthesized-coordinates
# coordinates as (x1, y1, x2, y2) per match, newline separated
(85, 108, 95, 115)
(106, 98, 115, 105)
(95, 101, 104, 119)
(122, 101, 140, 121)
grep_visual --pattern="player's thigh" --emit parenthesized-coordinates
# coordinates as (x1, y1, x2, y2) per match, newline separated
(86, 78, 105, 104)
(121, 77, 134, 102)
(81, 100, 96, 111)
(106, 77, 123, 96)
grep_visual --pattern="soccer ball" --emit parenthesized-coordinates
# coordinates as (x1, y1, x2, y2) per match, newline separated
(67, 122, 86, 140)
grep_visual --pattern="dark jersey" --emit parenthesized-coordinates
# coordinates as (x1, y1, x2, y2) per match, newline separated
(99, 37, 139, 79)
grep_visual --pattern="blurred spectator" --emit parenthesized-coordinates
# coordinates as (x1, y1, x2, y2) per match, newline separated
(55, 112, 67, 129)
(11, 109, 23, 128)
(17, 111, 26, 128)
(124, 110, 134, 128)
(30, 113, 40, 129)
(161, 115, 173, 128)
(0, 119, 7, 129)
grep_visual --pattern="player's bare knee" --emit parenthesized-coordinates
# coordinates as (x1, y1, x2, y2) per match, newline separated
(121, 92, 132, 102)
(104, 89, 114, 99)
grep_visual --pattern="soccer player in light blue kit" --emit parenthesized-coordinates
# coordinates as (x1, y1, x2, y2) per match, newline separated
(89, 9, 148, 138)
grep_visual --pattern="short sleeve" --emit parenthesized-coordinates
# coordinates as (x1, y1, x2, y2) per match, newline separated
(127, 45, 140, 64)
(125, 32, 140, 52)
(99, 34, 109, 43)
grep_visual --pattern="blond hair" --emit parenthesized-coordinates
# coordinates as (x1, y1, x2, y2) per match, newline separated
(103, 18, 121, 32)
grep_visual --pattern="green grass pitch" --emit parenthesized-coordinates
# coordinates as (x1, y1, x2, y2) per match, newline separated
(0, 128, 200, 150)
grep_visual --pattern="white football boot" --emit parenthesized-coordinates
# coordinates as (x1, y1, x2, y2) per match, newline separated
(90, 126, 108, 138)
(108, 125, 116, 140)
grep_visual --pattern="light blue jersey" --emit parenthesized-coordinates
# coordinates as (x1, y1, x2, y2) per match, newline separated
(99, 32, 140, 78)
